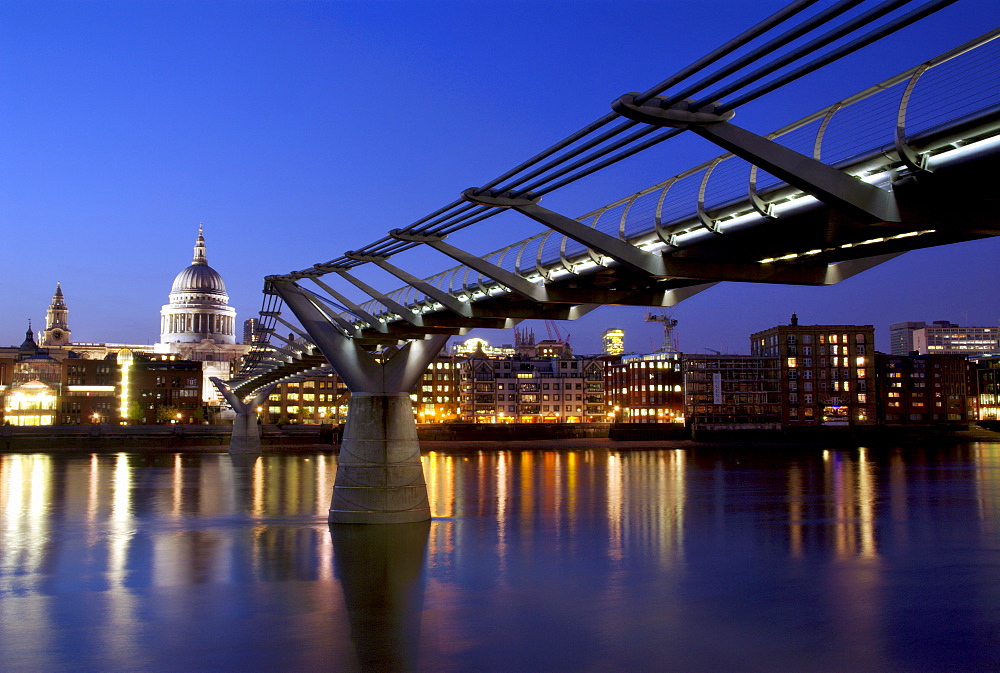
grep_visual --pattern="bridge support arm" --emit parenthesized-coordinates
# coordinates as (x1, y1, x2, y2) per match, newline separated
(307, 276, 387, 334)
(390, 229, 548, 302)
(463, 189, 669, 276)
(346, 252, 474, 318)
(612, 94, 901, 224)
(333, 269, 423, 326)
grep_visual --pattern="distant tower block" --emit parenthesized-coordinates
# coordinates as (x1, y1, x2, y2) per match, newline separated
(41, 282, 71, 347)
(601, 328, 625, 356)
(645, 312, 679, 353)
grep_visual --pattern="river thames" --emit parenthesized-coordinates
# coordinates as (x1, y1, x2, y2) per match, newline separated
(1, 445, 998, 672)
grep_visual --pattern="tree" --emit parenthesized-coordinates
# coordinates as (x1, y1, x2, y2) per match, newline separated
(126, 401, 144, 424)
(156, 405, 182, 424)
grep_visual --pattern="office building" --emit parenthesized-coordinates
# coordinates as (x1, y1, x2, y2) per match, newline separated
(601, 328, 625, 356)
(890, 320, 1000, 356)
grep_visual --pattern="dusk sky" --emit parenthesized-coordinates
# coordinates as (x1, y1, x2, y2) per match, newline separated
(3, 0, 998, 356)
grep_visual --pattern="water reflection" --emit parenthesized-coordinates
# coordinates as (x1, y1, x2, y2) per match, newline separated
(0, 445, 997, 672)
(331, 522, 430, 673)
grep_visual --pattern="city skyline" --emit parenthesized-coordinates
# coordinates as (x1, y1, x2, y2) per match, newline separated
(3, 0, 998, 354)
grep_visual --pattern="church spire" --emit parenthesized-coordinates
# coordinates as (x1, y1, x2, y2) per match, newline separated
(41, 282, 71, 346)
(192, 223, 208, 266)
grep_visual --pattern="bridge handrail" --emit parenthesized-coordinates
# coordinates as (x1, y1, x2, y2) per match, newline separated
(329, 30, 1000, 328)
(235, 26, 1000, 382)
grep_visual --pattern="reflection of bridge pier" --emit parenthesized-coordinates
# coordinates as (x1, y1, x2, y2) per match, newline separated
(330, 522, 430, 672)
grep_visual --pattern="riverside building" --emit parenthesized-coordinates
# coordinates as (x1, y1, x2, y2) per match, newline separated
(683, 355, 782, 429)
(459, 346, 605, 423)
(874, 352, 977, 425)
(750, 316, 876, 427)
(606, 352, 685, 423)
(973, 355, 1000, 421)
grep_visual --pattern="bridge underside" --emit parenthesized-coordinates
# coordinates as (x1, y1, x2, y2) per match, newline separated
(251, 145, 999, 359)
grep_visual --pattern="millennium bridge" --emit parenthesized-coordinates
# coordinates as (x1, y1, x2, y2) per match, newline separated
(213, 0, 1000, 523)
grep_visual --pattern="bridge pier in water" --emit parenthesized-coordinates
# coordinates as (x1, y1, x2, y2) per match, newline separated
(272, 279, 448, 524)
(211, 378, 275, 454)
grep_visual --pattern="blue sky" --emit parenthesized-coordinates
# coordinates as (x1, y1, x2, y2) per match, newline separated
(2, 0, 998, 355)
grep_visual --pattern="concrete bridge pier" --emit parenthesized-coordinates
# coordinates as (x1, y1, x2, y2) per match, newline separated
(271, 279, 449, 524)
(211, 378, 275, 454)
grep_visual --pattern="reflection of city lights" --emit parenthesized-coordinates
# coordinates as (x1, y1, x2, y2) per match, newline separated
(607, 453, 623, 562)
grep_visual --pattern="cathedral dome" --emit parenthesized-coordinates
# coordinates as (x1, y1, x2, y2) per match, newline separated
(171, 263, 227, 295)
(160, 224, 237, 345)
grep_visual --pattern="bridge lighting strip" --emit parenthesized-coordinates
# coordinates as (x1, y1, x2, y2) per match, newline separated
(757, 229, 936, 263)
(926, 133, 1000, 169)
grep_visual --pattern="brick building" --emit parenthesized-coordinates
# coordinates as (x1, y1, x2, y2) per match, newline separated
(874, 353, 977, 425)
(606, 352, 685, 423)
(750, 316, 876, 427)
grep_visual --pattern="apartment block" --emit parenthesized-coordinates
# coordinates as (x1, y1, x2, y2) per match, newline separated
(751, 316, 876, 426)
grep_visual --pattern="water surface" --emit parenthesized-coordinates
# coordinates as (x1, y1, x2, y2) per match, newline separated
(1, 446, 998, 672)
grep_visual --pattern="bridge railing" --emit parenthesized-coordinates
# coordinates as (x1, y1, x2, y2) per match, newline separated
(345, 30, 1000, 327)
(235, 28, 1000, 382)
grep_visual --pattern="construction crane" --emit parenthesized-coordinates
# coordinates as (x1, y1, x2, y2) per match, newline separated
(544, 320, 569, 345)
(645, 311, 678, 353)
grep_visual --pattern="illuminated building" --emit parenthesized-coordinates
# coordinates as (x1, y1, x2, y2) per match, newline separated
(751, 315, 876, 427)
(890, 320, 1000, 356)
(159, 224, 236, 344)
(450, 337, 514, 357)
(4, 380, 57, 426)
(265, 374, 349, 425)
(154, 225, 249, 408)
(874, 353, 977, 425)
(459, 353, 605, 423)
(606, 352, 685, 423)
(120, 351, 204, 424)
(601, 328, 625, 356)
(973, 355, 1000, 421)
(243, 318, 264, 345)
(59, 357, 117, 424)
(683, 355, 781, 429)
(414, 354, 462, 423)
(262, 354, 463, 425)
